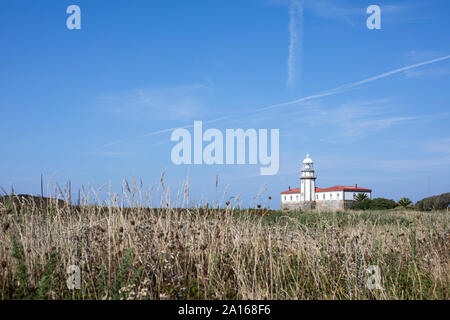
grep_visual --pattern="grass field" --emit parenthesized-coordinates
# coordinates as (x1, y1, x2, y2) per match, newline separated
(0, 191, 448, 300)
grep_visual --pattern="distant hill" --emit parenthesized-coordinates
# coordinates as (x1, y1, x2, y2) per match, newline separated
(0, 194, 66, 208)
(416, 192, 450, 211)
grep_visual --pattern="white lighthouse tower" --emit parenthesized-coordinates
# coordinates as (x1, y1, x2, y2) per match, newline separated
(300, 153, 316, 202)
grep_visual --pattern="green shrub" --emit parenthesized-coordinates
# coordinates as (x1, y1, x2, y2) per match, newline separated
(350, 199, 371, 210)
(113, 248, 134, 299)
(370, 198, 397, 210)
(36, 251, 58, 300)
(353, 193, 369, 202)
(11, 236, 30, 299)
(351, 198, 397, 210)
(397, 197, 413, 208)
(415, 192, 450, 211)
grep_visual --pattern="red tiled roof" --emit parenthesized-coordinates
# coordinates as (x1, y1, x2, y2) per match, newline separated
(317, 186, 372, 192)
(280, 188, 301, 194)
(280, 185, 371, 194)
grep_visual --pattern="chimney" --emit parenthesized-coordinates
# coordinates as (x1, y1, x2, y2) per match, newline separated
(289, 186, 291, 191)
(355, 184, 358, 188)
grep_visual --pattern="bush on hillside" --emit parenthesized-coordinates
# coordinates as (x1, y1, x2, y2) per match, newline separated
(351, 197, 397, 210)
(350, 199, 371, 210)
(370, 198, 398, 210)
(415, 193, 450, 211)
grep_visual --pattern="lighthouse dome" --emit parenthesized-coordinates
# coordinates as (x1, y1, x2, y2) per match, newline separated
(302, 153, 313, 164)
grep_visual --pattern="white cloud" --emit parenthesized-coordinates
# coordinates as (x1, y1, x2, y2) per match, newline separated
(425, 138, 450, 154)
(407, 50, 444, 61)
(259, 54, 450, 113)
(375, 157, 450, 172)
(92, 151, 131, 156)
(97, 84, 210, 122)
(97, 54, 450, 148)
(277, 98, 450, 143)
(302, 0, 359, 25)
(290, 99, 419, 138)
(287, 0, 303, 87)
(301, 0, 439, 25)
(404, 66, 450, 78)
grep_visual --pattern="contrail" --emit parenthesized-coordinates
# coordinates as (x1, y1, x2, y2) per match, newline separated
(99, 54, 450, 149)
(340, 54, 450, 88)
(287, 0, 303, 88)
(261, 54, 450, 111)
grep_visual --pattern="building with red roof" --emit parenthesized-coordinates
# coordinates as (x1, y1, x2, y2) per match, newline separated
(280, 153, 372, 211)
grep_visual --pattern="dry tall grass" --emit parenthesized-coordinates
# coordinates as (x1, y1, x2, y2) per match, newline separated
(0, 183, 448, 300)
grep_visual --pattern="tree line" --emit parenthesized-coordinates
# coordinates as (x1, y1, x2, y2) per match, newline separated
(351, 192, 450, 211)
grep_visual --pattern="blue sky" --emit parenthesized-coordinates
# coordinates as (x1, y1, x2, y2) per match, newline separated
(0, 0, 449, 208)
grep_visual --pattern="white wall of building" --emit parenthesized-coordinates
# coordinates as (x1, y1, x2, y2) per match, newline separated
(344, 191, 371, 200)
(281, 193, 301, 203)
(315, 191, 344, 202)
(284, 191, 372, 203)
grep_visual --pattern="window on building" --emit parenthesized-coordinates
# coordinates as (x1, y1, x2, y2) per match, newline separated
(290, 196, 292, 201)
(323, 194, 325, 200)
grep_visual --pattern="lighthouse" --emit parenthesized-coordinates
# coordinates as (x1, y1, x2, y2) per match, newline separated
(300, 153, 316, 202)
(280, 152, 372, 211)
